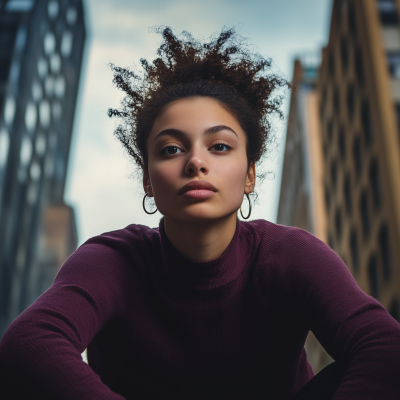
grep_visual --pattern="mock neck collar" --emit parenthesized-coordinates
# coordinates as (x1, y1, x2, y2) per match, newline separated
(157, 217, 248, 291)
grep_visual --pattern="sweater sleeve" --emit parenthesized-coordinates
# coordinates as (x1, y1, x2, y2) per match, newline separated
(283, 228, 400, 399)
(0, 238, 129, 400)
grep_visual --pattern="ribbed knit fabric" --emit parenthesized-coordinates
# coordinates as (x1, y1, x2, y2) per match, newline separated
(1, 217, 400, 399)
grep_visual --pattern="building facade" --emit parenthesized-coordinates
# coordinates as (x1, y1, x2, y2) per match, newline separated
(278, 0, 400, 374)
(0, 0, 85, 337)
(277, 57, 332, 373)
(318, 0, 400, 320)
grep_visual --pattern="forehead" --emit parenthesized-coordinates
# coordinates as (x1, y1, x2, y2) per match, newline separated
(149, 97, 245, 138)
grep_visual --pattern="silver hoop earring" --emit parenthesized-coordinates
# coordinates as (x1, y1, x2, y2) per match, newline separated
(143, 193, 157, 215)
(239, 193, 252, 220)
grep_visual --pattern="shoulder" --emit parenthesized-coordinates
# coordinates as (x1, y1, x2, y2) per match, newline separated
(56, 223, 160, 281)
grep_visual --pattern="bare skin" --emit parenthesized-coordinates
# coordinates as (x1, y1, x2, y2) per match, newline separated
(143, 97, 255, 261)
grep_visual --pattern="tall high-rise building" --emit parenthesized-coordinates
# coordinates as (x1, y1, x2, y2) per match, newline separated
(277, 56, 332, 374)
(318, 0, 400, 320)
(278, 0, 400, 373)
(0, 0, 85, 337)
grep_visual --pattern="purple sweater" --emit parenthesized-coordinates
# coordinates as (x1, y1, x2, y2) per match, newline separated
(1, 218, 400, 399)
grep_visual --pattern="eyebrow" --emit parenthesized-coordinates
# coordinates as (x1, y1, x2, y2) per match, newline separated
(153, 125, 238, 143)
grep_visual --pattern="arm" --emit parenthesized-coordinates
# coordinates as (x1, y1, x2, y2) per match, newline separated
(286, 229, 400, 399)
(0, 239, 129, 400)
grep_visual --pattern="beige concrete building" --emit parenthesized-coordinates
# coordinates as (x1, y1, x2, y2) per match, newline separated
(277, 57, 332, 374)
(278, 0, 400, 374)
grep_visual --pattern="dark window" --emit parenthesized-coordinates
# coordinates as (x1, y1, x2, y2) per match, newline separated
(319, 101, 324, 122)
(339, 126, 346, 160)
(387, 52, 400, 79)
(355, 46, 364, 87)
(379, 224, 392, 281)
(353, 136, 363, 176)
(369, 159, 382, 209)
(368, 254, 379, 300)
(341, 36, 349, 74)
(334, 88, 340, 116)
(344, 173, 352, 214)
(377, 0, 399, 25)
(360, 190, 371, 239)
(327, 119, 334, 142)
(347, 83, 355, 121)
(323, 140, 328, 159)
(389, 298, 399, 322)
(335, 207, 342, 240)
(395, 104, 400, 146)
(325, 183, 331, 211)
(361, 101, 373, 146)
(350, 229, 360, 274)
(348, 1, 357, 36)
(331, 159, 338, 189)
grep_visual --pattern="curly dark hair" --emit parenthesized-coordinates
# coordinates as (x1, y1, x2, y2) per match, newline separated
(108, 26, 291, 203)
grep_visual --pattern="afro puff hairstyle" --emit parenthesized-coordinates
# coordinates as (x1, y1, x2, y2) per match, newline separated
(108, 26, 291, 202)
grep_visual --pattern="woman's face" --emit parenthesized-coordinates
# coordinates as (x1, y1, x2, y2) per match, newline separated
(144, 97, 255, 223)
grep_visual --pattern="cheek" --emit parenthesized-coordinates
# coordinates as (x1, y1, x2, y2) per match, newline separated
(149, 162, 179, 197)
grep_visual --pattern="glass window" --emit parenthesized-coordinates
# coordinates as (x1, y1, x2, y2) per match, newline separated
(328, 52, 335, 79)
(325, 183, 331, 211)
(360, 189, 371, 239)
(335, 207, 342, 240)
(47, 1, 59, 19)
(20, 136, 32, 166)
(333, 87, 340, 116)
(45, 152, 54, 177)
(348, 1, 357, 36)
(355, 46, 364, 87)
(32, 80, 43, 101)
(37, 57, 48, 79)
(30, 161, 41, 180)
(45, 76, 54, 97)
(52, 101, 62, 119)
(25, 101, 37, 131)
(347, 83, 355, 121)
(15, 26, 27, 51)
(369, 159, 382, 209)
(66, 7, 77, 25)
(39, 100, 51, 127)
(4, 97, 16, 126)
(61, 31, 73, 57)
(327, 119, 333, 141)
(350, 229, 359, 274)
(339, 126, 346, 160)
(54, 75, 65, 98)
(330, 158, 338, 189)
(344, 173, 352, 214)
(387, 52, 400, 79)
(0, 128, 10, 168)
(35, 132, 46, 156)
(377, 0, 398, 25)
(50, 52, 61, 74)
(361, 101, 373, 145)
(5, 0, 35, 12)
(353, 136, 363, 176)
(27, 181, 38, 205)
(368, 254, 379, 300)
(44, 31, 56, 55)
(379, 224, 392, 281)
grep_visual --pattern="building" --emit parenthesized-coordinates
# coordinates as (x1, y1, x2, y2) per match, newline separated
(278, 0, 400, 373)
(277, 56, 332, 373)
(0, 0, 85, 338)
(318, 0, 400, 319)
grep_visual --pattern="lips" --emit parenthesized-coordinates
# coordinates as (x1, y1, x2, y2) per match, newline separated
(178, 180, 217, 195)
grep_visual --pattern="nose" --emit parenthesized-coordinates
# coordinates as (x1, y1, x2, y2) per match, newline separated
(184, 151, 209, 177)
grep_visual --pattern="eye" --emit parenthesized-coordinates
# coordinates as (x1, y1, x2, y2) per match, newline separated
(210, 143, 231, 152)
(161, 146, 182, 155)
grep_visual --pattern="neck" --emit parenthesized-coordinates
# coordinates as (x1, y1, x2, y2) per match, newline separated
(163, 213, 238, 262)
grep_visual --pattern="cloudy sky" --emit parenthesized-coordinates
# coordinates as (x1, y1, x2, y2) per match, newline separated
(65, 0, 332, 246)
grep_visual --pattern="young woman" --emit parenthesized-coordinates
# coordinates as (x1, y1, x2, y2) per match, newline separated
(1, 27, 400, 400)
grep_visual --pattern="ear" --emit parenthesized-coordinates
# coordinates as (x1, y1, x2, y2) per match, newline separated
(245, 162, 255, 195)
(142, 168, 154, 197)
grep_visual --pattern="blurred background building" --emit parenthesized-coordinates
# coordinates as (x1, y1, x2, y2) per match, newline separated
(0, 0, 85, 338)
(278, 0, 400, 373)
